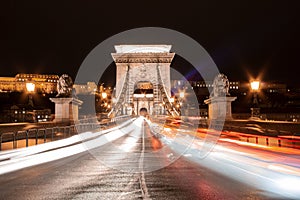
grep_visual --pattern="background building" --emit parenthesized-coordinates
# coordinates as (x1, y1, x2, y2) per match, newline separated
(73, 82, 97, 95)
(0, 73, 59, 94)
(1, 73, 300, 122)
(0, 73, 59, 123)
(171, 79, 300, 121)
(2, 105, 52, 123)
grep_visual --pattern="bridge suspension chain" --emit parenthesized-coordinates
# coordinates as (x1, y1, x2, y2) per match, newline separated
(156, 64, 180, 117)
(108, 65, 130, 117)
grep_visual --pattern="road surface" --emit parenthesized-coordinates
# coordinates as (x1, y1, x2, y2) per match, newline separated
(0, 118, 291, 199)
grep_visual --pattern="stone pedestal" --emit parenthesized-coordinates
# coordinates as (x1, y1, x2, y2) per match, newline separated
(204, 96, 237, 120)
(50, 98, 83, 123)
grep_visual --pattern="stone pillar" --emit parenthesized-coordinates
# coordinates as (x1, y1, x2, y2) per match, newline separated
(204, 97, 237, 120)
(50, 98, 83, 123)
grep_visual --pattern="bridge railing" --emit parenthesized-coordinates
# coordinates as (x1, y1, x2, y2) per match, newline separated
(194, 120, 300, 149)
(220, 125, 300, 149)
(0, 116, 132, 151)
(221, 131, 300, 149)
(0, 125, 77, 151)
(159, 117, 300, 149)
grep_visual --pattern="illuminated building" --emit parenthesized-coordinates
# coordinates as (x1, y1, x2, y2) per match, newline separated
(0, 73, 59, 94)
(73, 82, 97, 95)
(2, 105, 52, 123)
(0, 73, 58, 123)
(171, 79, 300, 120)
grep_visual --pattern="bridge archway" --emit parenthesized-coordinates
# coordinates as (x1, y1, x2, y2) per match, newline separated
(133, 81, 153, 115)
(109, 45, 180, 117)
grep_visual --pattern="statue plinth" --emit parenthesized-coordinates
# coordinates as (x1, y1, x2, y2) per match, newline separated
(204, 96, 237, 120)
(50, 98, 83, 123)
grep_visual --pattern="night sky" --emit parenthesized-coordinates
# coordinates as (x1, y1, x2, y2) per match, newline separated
(0, 1, 299, 86)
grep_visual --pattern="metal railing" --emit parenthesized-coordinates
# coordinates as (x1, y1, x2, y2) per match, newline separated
(195, 120, 300, 149)
(221, 125, 300, 149)
(0, 123, 86, 151)
(0, 115, 132, 151)
(160, 117, 300, 149)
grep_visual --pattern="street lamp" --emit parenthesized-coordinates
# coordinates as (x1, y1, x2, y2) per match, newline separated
(178, 91, 185, 115)
(250, 80, 260, 119)
(101, 92, 108, 113)
(101, 92, 107, 99)
(26, 82, 35, 92)
(251, 81, 260, 91)
(26, 82, 35, 108)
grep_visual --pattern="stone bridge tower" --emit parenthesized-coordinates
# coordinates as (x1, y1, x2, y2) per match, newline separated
(109, 45, 179, 117)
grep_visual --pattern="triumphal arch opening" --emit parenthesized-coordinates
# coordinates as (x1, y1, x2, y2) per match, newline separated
(108, 45, 179, 117)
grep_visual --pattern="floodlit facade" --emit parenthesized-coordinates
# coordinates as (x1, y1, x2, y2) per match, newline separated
(0, 73, 59, 94)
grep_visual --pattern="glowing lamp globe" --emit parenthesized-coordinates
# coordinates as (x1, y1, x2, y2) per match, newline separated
(26, 83, 35, 92)
(101, 92, 107, 99)
(251, 81, 260, 91)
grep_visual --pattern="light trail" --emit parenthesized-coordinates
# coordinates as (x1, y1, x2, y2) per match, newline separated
(1, 118, 300, 199)
(159, 126, 300, 199)
(0, 119, 135, 175)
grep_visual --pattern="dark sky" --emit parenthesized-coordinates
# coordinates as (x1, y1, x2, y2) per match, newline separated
(0, 1, 299, 86)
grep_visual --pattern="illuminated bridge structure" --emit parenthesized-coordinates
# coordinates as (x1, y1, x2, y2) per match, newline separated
(108, 45, 180, 117)
(1, 46, 300, 200)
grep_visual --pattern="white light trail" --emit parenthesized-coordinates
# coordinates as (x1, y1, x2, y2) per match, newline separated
(161, 131, 300, 199)
(0, 119, 135, 175)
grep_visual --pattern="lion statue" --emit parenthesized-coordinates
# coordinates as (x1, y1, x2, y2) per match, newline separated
(211, 73, 230, 97)
(56, 74, 73, 97)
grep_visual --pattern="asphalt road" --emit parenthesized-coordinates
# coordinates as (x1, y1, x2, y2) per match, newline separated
(0, 119, 276, 200)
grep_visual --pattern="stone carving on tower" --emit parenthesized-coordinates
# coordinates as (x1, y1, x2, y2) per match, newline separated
(211, 73, 230, 97)
(56, 74, 73, 97)
(204, 73, 236, 120)
(50, 74, 82, 122)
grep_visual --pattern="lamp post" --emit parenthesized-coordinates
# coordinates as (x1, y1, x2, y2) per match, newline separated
(26, 82, 35, 108)
(26, 82, 35, 122)
(101, 92, 107, 113)
(178, 91, 185, 116)
(101, 92, 107, 99)
(250, 81, 260, 119)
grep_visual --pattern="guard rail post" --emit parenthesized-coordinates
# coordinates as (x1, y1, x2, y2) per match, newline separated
(26, 130, 29, 147)
(278, 139, 281, 147)
(13, 132, 17, 149)
(43, 129, 46, 143)
(0, 133, 2, 151)
(34, 129, 38, 145)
